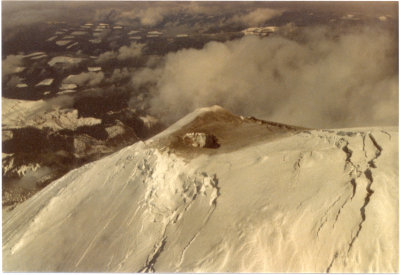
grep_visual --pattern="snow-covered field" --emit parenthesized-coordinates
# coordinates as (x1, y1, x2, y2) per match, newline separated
(2, 106, 398, 272)
(47, 56, 83, 67)
(2, 98, 101, 131)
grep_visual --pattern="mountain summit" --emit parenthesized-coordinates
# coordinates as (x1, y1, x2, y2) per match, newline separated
(3, 106, 398, 272)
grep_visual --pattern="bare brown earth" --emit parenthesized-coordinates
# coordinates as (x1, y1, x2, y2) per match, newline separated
(154, 108, 307, 159)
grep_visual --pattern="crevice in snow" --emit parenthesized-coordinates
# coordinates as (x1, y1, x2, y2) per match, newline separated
(292, 152, 305, 184)
(293, 152, 304, 171)
(316, 196, 341, 237)
(335, 137, 363, 202)
(367, 133, 383, 168)
(350, 179, 356, 200)
(137, 150, 220, 271)
(332, 196, 351, 229)
(138, 237, 167, 273)
(347, 133, 382, 253)
(362, 134, 368, 159)
(338, 138, 357, 172)
(326, 251, 339, 273)
(330, 132, 384, 255)
(380, 130, 392, 140)
(176, 174, 220, 267)
(347, 169, 374, 253)
(177, 205, 217, 267)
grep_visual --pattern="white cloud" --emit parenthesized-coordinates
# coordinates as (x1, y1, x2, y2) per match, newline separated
(3, 55, 24, 77)
(131, 26, 398, 128)
(229, 8, 284, 26)
(96, 42, 144, 63)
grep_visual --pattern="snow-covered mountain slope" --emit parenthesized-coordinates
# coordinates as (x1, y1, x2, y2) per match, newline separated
(2, 98, 101, 131)
(3, 106, 398, 272)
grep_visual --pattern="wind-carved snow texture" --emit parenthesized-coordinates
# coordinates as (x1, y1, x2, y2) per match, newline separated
(294, 128, 395, 273)
(316, 196, 341, 237)
(137, 151, 220, 272)
(2, 107, 398, 273)
(176, 175, 220, 267)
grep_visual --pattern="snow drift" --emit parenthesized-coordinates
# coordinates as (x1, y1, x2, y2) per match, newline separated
(2, 106, 398, 272)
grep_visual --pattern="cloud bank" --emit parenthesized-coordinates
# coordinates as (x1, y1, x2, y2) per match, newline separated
(3, 55, 24, 77)
(12, 166, 52, 191)
(229, 8, 284, 26)
(132, 26, 398, 128)
(96, 42, 145, 64)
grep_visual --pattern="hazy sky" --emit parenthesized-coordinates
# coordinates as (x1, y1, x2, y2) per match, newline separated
(3, 1, 398, 29)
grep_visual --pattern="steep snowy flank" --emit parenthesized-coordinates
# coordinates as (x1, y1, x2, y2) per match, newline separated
(2, 106, 398, 272)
